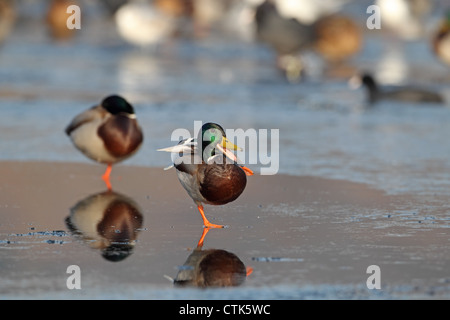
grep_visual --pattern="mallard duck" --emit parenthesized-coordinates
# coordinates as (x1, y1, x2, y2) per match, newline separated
(168, 227, 252, 288)
(65, 190, 143, 262)
(158, 122, 253, 229)
(349, 73, 445, 105)
(65, 95, 144, 189)
(433, 12, 450, 67)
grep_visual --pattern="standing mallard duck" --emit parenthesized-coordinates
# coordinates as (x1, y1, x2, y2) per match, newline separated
(65, 95, 144, 189)
(158, 122, 253, 228)
(433, 12, 450, 67)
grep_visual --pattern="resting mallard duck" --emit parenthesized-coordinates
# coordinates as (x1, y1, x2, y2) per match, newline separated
(65, 95, 144, 189)
(158, 122, 253, 228)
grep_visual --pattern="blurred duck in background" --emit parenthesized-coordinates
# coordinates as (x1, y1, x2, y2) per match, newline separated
(375, 0, 432, 40)
(154, 0, 194, 18)
(0, 0, 16, 45)
(100, 0, 129, 15)
(349, 72, 445, 105)
(189, 0, 260, 41)
(254, 0, 361, 82)
(114, 0, 177, 48)
(154, 0, 195, 37)
(46, 0, 79, 41)
(313, 14, 361, 64)
(432, 11, 450, 67)
(254, 0, 315, 81)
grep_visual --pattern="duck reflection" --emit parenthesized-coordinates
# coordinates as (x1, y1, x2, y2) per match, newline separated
(65, 190, 143, 262)
(171, 228, 253, 288)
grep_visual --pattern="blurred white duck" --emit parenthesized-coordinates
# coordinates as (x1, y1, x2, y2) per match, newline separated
(272, 0, 350, 25)
(375, 0, 432, 40)
(115, 0, 176, 47)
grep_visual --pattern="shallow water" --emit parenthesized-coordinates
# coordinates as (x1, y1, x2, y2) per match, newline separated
(1, 1, 450, 300)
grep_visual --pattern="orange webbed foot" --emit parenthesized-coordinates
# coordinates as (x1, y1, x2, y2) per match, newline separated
(197, 205, 225, 229)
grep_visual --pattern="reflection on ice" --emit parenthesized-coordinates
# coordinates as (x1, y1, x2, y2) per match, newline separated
(65, 190, 143, 262)
(169, 228, 252, 288)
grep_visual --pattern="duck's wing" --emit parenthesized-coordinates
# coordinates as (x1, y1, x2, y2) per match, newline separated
(65, 105, 106, 135)
(158, 138, 201, 174)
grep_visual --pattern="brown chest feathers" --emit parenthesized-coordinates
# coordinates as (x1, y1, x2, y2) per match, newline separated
(199, 164, 247, 205)
(98, 116, 143, 158)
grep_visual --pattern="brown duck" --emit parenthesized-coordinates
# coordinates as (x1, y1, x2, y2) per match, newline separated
(158, 122, 253, 228)
(65, 95, 144, 189)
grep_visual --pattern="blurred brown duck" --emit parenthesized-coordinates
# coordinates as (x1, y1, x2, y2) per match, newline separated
(46, 0, 80, 40)
(65, 95, 144, 190)
(432, 11, 450, 67)
(158, 122, 253, 229)
(313, 14, 362, 63)
(0, 0, 16, 45)
(154, 0, 194, 18)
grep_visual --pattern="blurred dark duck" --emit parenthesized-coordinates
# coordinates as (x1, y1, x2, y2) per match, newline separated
(46, 0, 79, 40)
(170, 228, 252, 288)
(100, 0, 129, 15)
(254, 0, 314, 81)
(350, 73, 445, 104)
(255, 0, 314, 55)
(65, 95, 144, 190)
(158, 122, 253, 229)
(432, 11, 450, 67)
(0, 0, 16, 45)
(65, 190, 143, 262)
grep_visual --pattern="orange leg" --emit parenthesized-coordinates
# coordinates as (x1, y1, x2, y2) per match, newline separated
(197, 204, 224, 229)
(102, 164, 112, 190)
